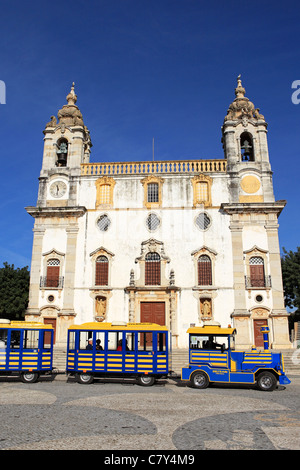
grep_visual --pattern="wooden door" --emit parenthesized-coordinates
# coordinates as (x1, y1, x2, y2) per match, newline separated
(46, 265, 60, 288)
(253, 319, 268, 348)
(140, 302, 165, 348)
(141, 302, 165, 325)
(250, 265, 265, 287)
(44, 318, 56, 345)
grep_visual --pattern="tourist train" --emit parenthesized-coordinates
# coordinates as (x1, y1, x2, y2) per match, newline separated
(0, 319, 291, 391)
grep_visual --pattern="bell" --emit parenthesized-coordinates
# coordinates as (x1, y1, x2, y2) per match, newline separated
(241, 139, 253, 160)
(56, 142, 68, 166)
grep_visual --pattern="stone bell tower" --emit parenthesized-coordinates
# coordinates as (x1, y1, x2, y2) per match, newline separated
(221, 75, 274, 203)
(220, 76, 290, 349)
(37, 83, 92, 207)
(25, 84, 91, 342)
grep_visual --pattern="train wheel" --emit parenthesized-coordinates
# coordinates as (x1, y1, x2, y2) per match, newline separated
(76, 372, 94, 384)
(256, 371, 277, 391)
(21, 372, 39, 383)
(137, 375, 155, 386)
(191, 371, 209, 389)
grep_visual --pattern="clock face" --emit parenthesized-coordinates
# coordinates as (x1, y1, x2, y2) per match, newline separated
(49, 181, 67, 198)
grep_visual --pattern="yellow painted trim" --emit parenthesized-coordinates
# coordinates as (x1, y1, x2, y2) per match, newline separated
(187, 325, 236, 335)
(0, 322, 53, 330)
(69, 322, 168, 332)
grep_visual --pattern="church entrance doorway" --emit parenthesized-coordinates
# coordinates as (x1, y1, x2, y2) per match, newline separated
(140, 302, 165, 326)
(44, 318, 57, 345)
(253, 319, 268, 348)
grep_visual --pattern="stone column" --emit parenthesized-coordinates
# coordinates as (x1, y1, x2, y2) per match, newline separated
(61, 225, 79, 317)
(230, 219, 251, 348)
(266, 219, 292, 348)
(26, 226, 45, 318)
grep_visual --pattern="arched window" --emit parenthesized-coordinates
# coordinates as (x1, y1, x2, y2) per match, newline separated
(56, 138, 68, 167)
(240, 132, 254, 162)
(198, 255, 212, 286)
(46, 259, 60, 288)
(95, 255, 109, 286)
(249, 256, 265, 287)
(145, 252, 161, 285)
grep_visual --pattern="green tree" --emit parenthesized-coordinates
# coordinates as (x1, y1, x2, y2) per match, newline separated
(0, 263, 30, 321)
(281, 247, 300, 326)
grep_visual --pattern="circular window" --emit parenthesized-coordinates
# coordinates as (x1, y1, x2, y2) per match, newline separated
(255, 295, 263, 303)
(47, 295, 55, 303)
(195, 212, 211, 231)
(146, 213, 161, 231)
(97, 214, 111, 232)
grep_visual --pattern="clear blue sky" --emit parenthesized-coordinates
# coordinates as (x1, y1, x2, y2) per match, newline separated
(0, 0, 299, 269)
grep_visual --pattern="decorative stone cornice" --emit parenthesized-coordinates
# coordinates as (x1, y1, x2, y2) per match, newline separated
(25, 206, 86, 218)
(221, 200, 286, 216)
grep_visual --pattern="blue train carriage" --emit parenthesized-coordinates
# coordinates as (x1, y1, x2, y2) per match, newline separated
(66, 321, 170, 386)
(0, 319, 54, 383)
(181, 323, 291, 391)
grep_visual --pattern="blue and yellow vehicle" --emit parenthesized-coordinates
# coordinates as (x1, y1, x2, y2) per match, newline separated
(66, 321, 170, 385)
(181, 324, 291, 391)
(0, 320, 54, 383)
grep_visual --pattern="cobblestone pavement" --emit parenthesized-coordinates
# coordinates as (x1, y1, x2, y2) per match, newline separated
(0, 374, 299, 451)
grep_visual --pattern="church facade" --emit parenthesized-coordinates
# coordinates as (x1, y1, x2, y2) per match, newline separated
(25, 78, 291, 349)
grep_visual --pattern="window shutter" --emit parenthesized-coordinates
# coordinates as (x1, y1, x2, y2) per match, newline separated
(95, 256, 109, 286)
(198, 255, 212, 285)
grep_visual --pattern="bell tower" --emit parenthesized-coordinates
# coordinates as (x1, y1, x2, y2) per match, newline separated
(221, 76, 290, 349)
(37, 83, 92, 207)
(221, 75, 274, 203)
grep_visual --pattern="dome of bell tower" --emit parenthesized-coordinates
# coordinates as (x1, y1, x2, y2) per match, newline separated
(56, 82, 85, 127)
(224, 75, 265, 122)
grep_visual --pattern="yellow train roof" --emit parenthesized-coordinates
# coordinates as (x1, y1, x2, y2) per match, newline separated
(0, 321, 53, 329)
(187, 325, 236, 335)
(68, 322, 168, 331)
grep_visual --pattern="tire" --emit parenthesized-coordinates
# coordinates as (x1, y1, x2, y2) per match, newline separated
(256, 371, 277, 391)
(191, 371, 209, 389)
(76, 372, 94, 384)
(21, 372, 39, 383)
(137, 375, 155, 386)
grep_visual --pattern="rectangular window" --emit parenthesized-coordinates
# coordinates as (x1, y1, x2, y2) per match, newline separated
(196, 182, 208, 202)
(145, 262, 160, 285)
(145, 254, 161, 286)
(79, 331, 93, 350)
(23, 330, 39, 349)
(46, 259, 60, 288)
(250, 265, 265, 287)
(95, 331, 105, 351)
(68, 331, 75, 351)
(10, 330, 21, 349)
(125, 332, 135, 351)
(100, 184, 110, 204)
(0, 329, 7, 349)
(147, 183, 159, 203)
(198, 256, 212, 285)
(189, 335, 229, 350)
(138, 332, 153, 351)
(108, 331, 123, 350)
(95, 257, 109, 286)
(157, 332, 166, 352)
